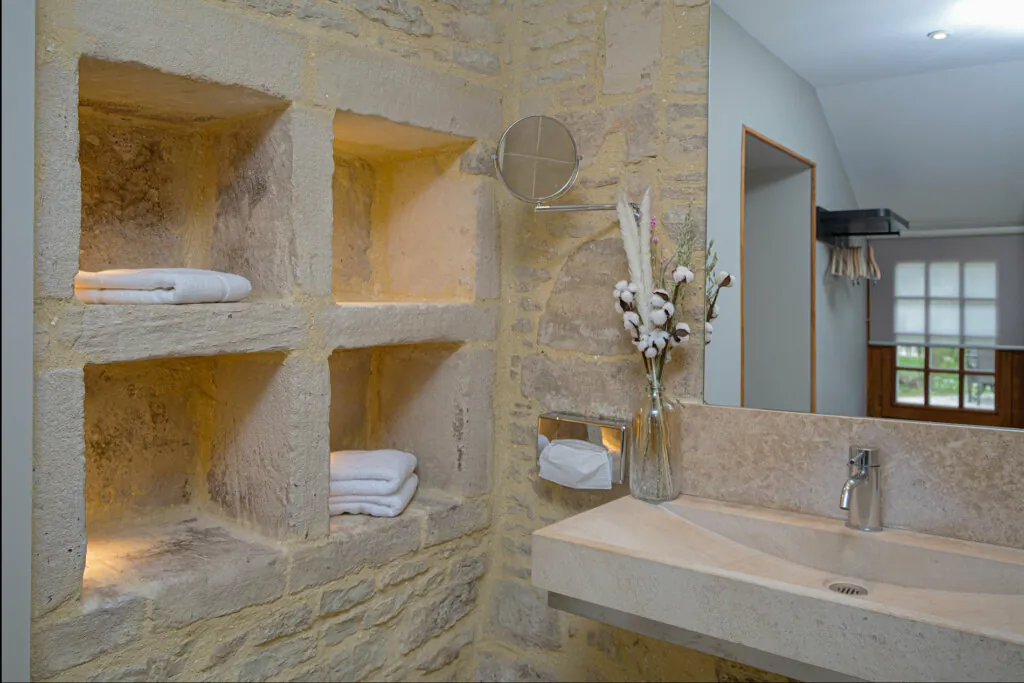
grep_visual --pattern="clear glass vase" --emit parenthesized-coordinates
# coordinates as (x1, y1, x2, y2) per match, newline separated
(629, 374, 677, 504)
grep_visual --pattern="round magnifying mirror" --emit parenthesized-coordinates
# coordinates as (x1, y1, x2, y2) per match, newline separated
(494, 115, 580, 203)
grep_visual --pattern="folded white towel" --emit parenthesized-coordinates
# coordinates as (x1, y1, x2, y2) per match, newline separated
(74, 268, 251, 305)
(329, 449, 417, 496)
(329, 474, 418, 518)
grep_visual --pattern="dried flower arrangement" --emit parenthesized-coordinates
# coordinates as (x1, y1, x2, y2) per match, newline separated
(703, 238, 736, 345)
(614, 189, 699, 382)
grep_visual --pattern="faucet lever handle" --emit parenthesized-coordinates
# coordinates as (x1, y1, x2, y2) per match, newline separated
(849, 446, 879, 469)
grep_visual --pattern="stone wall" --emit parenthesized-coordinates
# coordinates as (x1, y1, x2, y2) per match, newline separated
(472, 1, 791, 681)
(33, 0, 503, 679)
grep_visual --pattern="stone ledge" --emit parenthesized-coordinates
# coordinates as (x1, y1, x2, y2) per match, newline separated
(53, 301, 308, 364)
(318, 302, 498, 350)
(81, 511, 287, 632)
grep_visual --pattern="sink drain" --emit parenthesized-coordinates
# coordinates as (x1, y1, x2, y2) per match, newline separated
(828, 581, 868, 596)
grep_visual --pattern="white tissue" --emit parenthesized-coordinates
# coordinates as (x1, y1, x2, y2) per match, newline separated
(538, 438, 613, 490)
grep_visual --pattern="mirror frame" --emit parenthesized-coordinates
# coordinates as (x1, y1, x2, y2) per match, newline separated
(493, 115, 581, 204)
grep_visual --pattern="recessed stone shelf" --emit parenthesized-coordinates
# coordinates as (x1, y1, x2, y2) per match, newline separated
(55, 302, 307, 364)
(82, 511, 286, 627)
(78, 58, 295, 300)
(332, 112, 492, 304)
(318, 302, 497, 350)
(328, 344, 493, 498)
(85, 352, 322, 542)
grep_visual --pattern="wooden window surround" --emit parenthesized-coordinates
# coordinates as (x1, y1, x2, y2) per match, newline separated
(868, 346, 1023, 428)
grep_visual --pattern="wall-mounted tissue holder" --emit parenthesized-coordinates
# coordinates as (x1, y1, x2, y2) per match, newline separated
(537, 413, 629, 485)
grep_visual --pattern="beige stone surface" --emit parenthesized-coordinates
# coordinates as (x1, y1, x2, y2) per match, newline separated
(533, 495, 1024, 682)
(319, 302, 498, 348)
(33, 369, 88, 617)
(34, 0, 506, 680)
(674, 403, 1024, 549)
(56, 301, 308, 364)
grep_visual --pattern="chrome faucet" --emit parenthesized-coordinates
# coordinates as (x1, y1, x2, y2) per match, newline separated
(839, 447, 881, 531)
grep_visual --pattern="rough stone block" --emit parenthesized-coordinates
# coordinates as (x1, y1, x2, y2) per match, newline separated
(320, 613, 363, 648)
(347, 0, 433, 35)
(492, 580, 562, 650)
(135, 521, 288, 630)
(208, 354, 330, 541)
(33, 369, 87, 617)
(603, 1, 662, 94)
(420, 494, 491, 547)
(453, 46, 500, 75)
(309, 633, 389, 682)
(84, 358, 202, 527)
(378, 347, 494, 497)
(319, 303, 498, 349)
(31, 595, 146, 679)
(378, 558, 429, 588)
(474, 656, 556, 682)
(290, 514, 421, 592)
(294, 0, 360, 35)
(239, 635, 316, 682)
(313, 42, 501, 140)
(475, 183, 501, 300)
(414, 630, 474, 672)
(538, 238, 634, 356)
(442, 14, 501, 43)
(62, 302, 307, 364)
(332, 154, 376, 299)
(287, 106, 336, 297)
(73, 0, 306, 102)
(522, 353, 646, 418)
(319, 578, 375, 616)
(252, 604, 314, 645)
(35, 58, 82, 299)
(362, 584, 415, 626)
(399, 562, 481, 653)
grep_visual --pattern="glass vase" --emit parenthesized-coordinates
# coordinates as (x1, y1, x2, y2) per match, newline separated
(629, 375, 677, 504)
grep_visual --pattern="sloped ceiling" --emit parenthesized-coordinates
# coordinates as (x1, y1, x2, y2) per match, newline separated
(715, 0, 1024, 230)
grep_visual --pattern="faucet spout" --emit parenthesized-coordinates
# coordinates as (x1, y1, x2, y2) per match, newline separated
(839, 471, 867, 510)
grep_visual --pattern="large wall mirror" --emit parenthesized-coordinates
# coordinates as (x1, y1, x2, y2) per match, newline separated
(703, 0, 1024, 428)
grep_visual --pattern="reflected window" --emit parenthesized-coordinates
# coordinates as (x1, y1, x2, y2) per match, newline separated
(892, 260, 997, 411)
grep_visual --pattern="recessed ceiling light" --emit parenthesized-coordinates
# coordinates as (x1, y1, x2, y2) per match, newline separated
(927, 30, 950, 40)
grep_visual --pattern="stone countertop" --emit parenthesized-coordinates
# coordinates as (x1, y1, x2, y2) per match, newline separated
(532, 495, 1024, 682)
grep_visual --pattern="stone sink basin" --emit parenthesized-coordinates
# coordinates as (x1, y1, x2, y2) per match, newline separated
(532, 495, 1024, 682)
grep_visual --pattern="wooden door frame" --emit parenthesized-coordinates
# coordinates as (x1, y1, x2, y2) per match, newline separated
(740, 126, 818, 412)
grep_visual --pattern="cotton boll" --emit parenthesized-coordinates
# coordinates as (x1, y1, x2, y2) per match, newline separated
(663, 302, 675, 318)
(709, 304, 719, 320)
(716, 271, 735, 288)
(623, 312, 640, 330)
(671, 321, 691, 345)
(616, 280, 628, 291)
(673, 266, 695, 284)
(628, 282, 638, 293)
(650, 308, 668, 326)
(653, 334, 667, 350)
(705, 322, 714, 345)
(644, 346, 658, 359)
(620, 290, 634, 304)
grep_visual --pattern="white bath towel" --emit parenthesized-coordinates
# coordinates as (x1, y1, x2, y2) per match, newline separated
(329, 449, 418, 496)
(74, 268, 251, 305)
(329, 474, 418, 518)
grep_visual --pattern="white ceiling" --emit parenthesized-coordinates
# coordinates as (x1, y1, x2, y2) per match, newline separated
(714, 0, 1024, 88)
(714, 0, 1024, 230)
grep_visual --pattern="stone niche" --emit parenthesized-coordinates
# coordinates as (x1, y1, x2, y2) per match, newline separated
(328, 344, 493, 500)
(82, 353, 300, 599)
(331, 113, 479, 303)
(78, 58, 293, 299)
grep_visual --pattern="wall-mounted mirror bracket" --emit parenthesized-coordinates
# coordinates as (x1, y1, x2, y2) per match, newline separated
(493, 115, 641, 221)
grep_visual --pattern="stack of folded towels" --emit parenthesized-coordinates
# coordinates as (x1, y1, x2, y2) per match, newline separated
(329, 449, 418, 518)
(74, 268, 252, 305)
